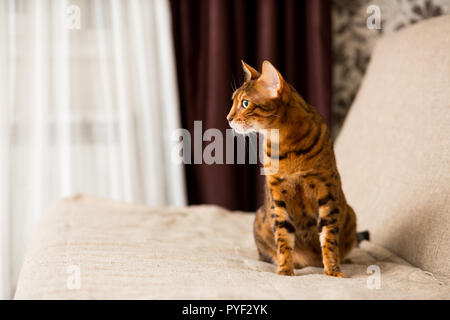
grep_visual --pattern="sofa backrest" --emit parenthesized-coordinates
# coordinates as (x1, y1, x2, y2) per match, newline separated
(335, 15, 450, 276)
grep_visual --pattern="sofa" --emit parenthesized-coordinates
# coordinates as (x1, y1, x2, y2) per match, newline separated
(14, 16, 450, 299)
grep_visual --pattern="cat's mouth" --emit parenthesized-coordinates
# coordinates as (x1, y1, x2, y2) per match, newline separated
(229, 121, 254, 134)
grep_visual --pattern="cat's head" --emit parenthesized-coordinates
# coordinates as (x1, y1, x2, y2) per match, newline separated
(227, 60, 289, 134)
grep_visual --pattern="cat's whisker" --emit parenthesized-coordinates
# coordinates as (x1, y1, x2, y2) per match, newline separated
(231, 74, 238, 92)
(230, 82, 236, 93)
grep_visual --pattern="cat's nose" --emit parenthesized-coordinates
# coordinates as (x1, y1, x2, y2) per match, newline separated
(227, 115, 234, 122)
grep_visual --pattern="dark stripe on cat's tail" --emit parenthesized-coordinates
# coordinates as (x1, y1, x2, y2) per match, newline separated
(356, 230, 370, 244)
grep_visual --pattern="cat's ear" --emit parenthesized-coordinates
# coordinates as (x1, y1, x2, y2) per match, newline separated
(258, 60, 284, 98)
(241, 60, 260, 82)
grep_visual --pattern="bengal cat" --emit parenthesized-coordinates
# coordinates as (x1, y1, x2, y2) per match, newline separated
(227, 60, 368, 277)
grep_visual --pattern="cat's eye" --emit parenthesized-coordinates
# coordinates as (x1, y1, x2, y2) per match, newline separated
(241, 100, 250, 109)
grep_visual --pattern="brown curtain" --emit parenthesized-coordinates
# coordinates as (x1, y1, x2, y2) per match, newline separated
(169, 0, 332, 211)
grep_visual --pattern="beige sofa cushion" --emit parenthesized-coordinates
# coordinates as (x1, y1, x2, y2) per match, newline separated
(335, 16, 450, 276)
(15, 195, 449, 299)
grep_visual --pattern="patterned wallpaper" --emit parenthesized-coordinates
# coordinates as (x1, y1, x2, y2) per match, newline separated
(332, 0, 450, 136)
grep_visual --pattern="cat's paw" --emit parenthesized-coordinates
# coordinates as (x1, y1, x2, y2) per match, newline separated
(277, 269, 295, 276)
(324, 270, 346, 278)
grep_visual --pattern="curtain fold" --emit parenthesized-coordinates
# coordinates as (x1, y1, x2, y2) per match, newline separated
(170, 0, 332, 211)
(0, 0, 185, 299)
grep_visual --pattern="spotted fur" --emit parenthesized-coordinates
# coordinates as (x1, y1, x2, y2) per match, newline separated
(227, 60, 363, 277)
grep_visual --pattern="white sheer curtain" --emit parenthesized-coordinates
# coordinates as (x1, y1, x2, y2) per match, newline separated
(0, 0, 186, 299)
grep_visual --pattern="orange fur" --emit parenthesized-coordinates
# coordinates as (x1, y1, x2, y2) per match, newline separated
(227, 60, 357, 277)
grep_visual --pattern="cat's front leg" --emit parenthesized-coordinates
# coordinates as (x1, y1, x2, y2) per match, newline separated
(267, 178, 296, 276)
(317, 191, 345, 278)
(271, 203, 296, 276)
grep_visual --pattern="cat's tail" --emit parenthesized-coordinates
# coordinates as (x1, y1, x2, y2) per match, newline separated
(356, 230, 370, 244)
